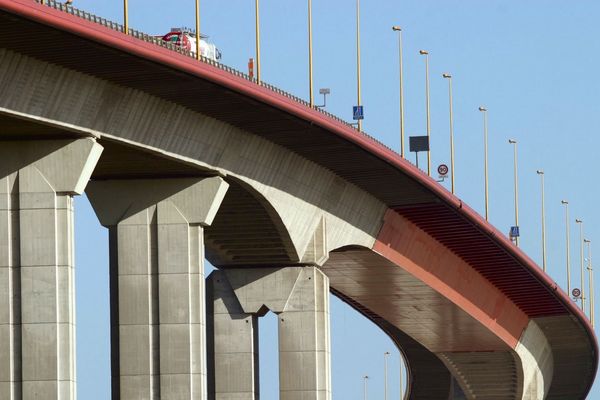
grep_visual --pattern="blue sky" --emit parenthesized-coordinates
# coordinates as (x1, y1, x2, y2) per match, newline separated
(71, 0, 600, 398)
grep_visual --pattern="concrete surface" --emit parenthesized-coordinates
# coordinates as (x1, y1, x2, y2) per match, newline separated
(87, 177, 228, 400)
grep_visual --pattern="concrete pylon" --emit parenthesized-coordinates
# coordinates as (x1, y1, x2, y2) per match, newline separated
(0, 139, 103, 400)
(86, 177, 228, 400)
(207, 266, 331, 400)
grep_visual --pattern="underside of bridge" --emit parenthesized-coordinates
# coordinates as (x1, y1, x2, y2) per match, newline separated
(0, 1, 597, 399)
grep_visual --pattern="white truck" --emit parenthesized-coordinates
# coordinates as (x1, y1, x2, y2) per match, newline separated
(161, 27, 221, 61)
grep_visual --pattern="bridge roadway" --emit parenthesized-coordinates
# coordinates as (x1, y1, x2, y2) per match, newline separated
(0, 0, 597, 399)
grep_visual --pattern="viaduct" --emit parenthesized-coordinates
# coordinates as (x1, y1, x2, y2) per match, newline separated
(0, 0, 597, 398)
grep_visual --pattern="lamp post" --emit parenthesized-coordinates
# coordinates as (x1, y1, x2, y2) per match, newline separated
(508, 139, 519, 247)
(585, 239, 594, 325)
(536, 170, 547, 272)
(195, 0, 200, 60)
(384, 352, 390, 400)
(400, 354, 404, 400)
(392, 26, 405, 157)
(576, 218, 585, 311)
(308, 0, 314, 106)
(255, 0, 261, 83)
(420, 50, 431, 176)
(356, 0, 363, 131)
(561, 200, 571, 295)
(443, 73, 455, 193)
(363, 375, 369, 400)
(124, 0, 129, 34)
(479, 107, 489, 221)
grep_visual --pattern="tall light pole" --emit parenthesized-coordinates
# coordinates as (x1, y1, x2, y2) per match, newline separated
(255, 0, 261, 83)
(508, 139, 519, 246)
(585, 239, 595, 327)
(356, 0, 363, 131)
(576, 218, 585, 311)
(363, 375, 369, 400)
(195, 0, 200, 60)
(561, 200, 571, 295)
(384, 352, 390, 400)
(123, 0, 129, 34)
(443, 73, 455, 193)
(420, 50, 431, 176)
(479, 107, 489, 221)
(392, 26, 405, 157)
(537, 170, 547, 272)
(400, 354, 404, 400)
(308, 0, 314, 106)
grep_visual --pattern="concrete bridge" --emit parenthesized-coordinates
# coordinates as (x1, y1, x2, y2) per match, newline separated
(0, 0, 597, 399)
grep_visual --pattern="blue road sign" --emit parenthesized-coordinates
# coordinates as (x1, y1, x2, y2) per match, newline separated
(510, 226, 520, 238)
(353, 105, 364, 120)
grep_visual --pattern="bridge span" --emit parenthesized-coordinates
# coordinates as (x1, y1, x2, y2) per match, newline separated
(0, 1, 597, 399)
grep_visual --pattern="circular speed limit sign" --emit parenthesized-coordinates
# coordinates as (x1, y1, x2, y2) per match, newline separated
(437, 164, 449, 176)
(572, 288, 581, 298)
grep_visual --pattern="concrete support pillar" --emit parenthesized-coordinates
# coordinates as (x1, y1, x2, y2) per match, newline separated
(0, 139, 103, 400)
(207, 266, 331, 400)
(87, 177, 228, 400)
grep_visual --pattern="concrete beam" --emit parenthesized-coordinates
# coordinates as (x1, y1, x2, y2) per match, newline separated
(86, 177, 228, 400)
(0, 139, 102, 400)
(207, 267, 331, 400)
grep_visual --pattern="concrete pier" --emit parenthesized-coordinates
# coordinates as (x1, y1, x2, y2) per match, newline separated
(0, 139, 102, 400)
(207, 266, 331, 400)
(87, 177, 228, 400)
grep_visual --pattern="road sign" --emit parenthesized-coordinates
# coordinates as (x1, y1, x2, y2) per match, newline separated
(438, 164, 449, 176)
(572, 288, 581, 298)
(509, 226, 520, 238)
(353, 105, 364, 120)
(409, 136, 429, 152)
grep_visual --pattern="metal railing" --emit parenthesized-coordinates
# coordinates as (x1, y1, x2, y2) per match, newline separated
(35, 0, 399, 157)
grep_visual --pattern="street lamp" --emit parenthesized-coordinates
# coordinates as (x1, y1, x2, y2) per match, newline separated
(124, 0, 129, 34)
(443, 73, 455, 193)
(508, 139, 519, 247)
(195, 0, 200, 60)
(356, 0, 363, 131)
(308, 0, 314, 106)
(384, 352, 390, 400)
(363, 375, 369, 400)
(585, 239, 595, 327)
(576, 218, 585, 311)
(561, 200, 571, 295)
(255, 0, 261, 82)
(537, 170, 547, 272)
(479, 106, 489, 221)
(420, 50, 431, 176)
(400, 353, 405, 400)
(392, 26, 405, 157)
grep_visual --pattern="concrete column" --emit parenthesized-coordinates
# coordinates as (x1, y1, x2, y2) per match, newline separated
(0, 139, 103, 400)
(207, 266, 331, 400)
(87, 177, 228, 400)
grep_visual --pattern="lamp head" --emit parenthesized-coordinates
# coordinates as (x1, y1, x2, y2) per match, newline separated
(585, 239, 591, 243)
(576, 219, 583, 224)
(536, 170, 544, 175)
(478, 106, 487, 112)
(419, 50, 429, 55)
(392, 26, 402, 31)
(442, 73, 452, 78)
(508, 139, 517, 144)
(561, 200, 568, 205)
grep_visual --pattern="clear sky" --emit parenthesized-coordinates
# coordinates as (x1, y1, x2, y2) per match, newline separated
(70, 0, 600, 398)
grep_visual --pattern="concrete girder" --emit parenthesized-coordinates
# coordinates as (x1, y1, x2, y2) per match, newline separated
(86, 177, 228, 400)
(0, 139, 102, 400)
(0, 48, 387, 267)
(207, 267, 331, 400)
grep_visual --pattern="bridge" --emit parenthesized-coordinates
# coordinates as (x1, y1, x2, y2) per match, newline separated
(0, 0, 597, 399)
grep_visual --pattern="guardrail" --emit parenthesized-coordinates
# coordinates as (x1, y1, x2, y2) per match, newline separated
(35, 0, 399, 156)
